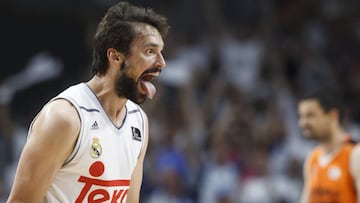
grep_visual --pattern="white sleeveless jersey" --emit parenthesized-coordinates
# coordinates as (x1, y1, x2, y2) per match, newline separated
(40, 83, 147, 203)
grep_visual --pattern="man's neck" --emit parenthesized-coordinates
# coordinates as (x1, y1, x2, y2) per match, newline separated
(86, 76, 127, 126)
(321, 128, 347, 154)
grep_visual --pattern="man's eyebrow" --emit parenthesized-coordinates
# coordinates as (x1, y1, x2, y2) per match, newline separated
(143, 42, 161, 48)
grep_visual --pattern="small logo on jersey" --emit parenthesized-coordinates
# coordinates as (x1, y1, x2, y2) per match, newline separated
(91, 121, 99, 130)
(90, 137, 102, 158)
(328, 165, 341, 180)
(131, 127, 141, 141)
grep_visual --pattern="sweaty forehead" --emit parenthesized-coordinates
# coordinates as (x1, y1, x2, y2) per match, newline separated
(132, 24, 164, 47)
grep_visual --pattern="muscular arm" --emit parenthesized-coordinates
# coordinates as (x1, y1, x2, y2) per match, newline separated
(7, 99, 80, 203)
(126, 112, 149, 203)
(300, 156, 310, 203)
(350, 144, 360, 203)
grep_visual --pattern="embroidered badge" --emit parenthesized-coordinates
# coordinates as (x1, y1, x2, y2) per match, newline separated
(90, 137, 102, 158)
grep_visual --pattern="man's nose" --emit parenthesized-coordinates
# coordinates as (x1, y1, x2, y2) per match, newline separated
(155, 53, 166, 68)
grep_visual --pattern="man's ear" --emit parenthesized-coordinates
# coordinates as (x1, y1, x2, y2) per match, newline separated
(107, 48, 124, 63)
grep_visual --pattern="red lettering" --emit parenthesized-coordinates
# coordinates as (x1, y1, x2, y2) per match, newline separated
(76, 178, 93, 203)
(111, 189, 124, 203)
(88, 189, 109, 203)
(120, 190, 128, 203)
(75, 176, 130, 203)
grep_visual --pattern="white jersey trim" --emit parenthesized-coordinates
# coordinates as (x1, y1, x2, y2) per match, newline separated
(50, 97, 85, 166)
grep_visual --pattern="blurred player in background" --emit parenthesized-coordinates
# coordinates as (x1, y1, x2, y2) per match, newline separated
(298, 86, 360, 203)
(7, 1, 169, 202)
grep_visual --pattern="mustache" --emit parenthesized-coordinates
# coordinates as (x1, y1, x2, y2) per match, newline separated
(142, 67, 162, 76)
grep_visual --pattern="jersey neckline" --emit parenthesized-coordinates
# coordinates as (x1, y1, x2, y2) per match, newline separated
(81, 83, 128, 130)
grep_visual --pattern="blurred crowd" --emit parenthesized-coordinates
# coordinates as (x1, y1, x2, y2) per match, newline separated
(1, 0, 360, 202)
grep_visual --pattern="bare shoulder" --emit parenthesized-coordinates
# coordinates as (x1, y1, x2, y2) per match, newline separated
(39, 99, 79, 123)
(350, 144, 360, 177)
(33, 99, 80, 134)
(30, 98, 81, 151)
(351, 144, 360, 159)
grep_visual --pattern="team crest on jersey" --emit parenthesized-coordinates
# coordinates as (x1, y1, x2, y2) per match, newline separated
(90, 137, 102, 158)
(131, 127, 141, 141)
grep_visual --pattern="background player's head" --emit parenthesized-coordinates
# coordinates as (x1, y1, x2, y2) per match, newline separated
(297, 86, 344, 141)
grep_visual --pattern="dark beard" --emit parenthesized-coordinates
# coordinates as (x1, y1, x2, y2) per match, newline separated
(115, 62, 146, 104)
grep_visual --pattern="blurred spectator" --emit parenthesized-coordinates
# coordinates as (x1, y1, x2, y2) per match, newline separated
(198, 133, 240, 203)
(0, 51, 63, 200)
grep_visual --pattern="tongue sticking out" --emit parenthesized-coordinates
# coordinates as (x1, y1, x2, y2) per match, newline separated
(141, 80, 156, 99)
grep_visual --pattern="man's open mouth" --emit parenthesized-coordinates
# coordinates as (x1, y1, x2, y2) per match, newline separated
(138, 68, 161, 99)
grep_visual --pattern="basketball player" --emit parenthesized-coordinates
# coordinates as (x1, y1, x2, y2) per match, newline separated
(298, 87, 360, 203)
(7, 2, 169, 202)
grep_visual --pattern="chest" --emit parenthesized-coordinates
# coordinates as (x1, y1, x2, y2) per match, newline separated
(66, 113, 144, 179)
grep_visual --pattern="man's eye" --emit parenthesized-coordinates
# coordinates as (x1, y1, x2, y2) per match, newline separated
(146, 49, 154, 54)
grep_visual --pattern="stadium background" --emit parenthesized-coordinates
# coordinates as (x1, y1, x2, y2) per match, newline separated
(1, 0, 360, 202)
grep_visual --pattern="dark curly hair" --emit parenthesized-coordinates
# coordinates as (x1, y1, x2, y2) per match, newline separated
(91, 1, 169, 76)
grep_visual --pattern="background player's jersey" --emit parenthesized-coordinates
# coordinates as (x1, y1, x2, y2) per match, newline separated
(306, 141, 357, 203)
(34, 83, 147, 203)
